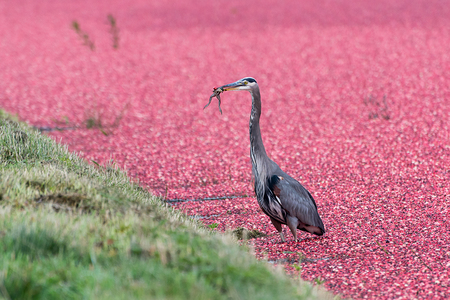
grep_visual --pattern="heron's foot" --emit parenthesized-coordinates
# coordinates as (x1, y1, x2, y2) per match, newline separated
(286, 215, 300, 243)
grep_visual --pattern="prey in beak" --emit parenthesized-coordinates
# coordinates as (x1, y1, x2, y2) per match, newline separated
(204, 86, 224, 114)
(203, 78, 257, 114)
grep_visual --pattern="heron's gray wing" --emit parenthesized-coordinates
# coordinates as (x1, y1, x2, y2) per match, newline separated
(268, 175, 325, 233)
(261, 187, 287, 224)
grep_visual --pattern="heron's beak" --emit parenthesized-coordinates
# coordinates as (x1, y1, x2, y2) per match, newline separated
(219, 80, 248, 91)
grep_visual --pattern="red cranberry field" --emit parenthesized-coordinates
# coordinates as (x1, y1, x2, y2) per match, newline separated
(1, 0, 450, 298)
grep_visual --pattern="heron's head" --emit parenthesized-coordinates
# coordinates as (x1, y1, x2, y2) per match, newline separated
(217, 77, 258, 92)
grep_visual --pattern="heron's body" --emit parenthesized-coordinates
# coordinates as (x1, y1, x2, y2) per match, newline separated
(206, 77, 325, 242)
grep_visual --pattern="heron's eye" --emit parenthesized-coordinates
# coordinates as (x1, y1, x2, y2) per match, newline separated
(243, 81, 248, 85)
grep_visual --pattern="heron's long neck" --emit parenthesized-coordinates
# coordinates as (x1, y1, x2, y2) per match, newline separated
(249, 88, 270, 171)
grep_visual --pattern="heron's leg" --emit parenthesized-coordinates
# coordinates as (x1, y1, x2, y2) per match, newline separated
(269, 217, 285, 243)
(286, 215, 300, 242)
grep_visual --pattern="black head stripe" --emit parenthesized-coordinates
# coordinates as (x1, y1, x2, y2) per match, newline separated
(243, 77, 257, 83)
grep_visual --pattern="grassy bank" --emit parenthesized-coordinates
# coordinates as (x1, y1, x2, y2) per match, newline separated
(0, 110, 331, 300)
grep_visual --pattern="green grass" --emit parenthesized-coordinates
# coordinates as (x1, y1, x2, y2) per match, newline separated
(0, 110, 334, 300)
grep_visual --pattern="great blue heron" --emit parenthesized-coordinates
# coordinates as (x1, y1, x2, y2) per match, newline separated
(205, 77, 325, 242)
